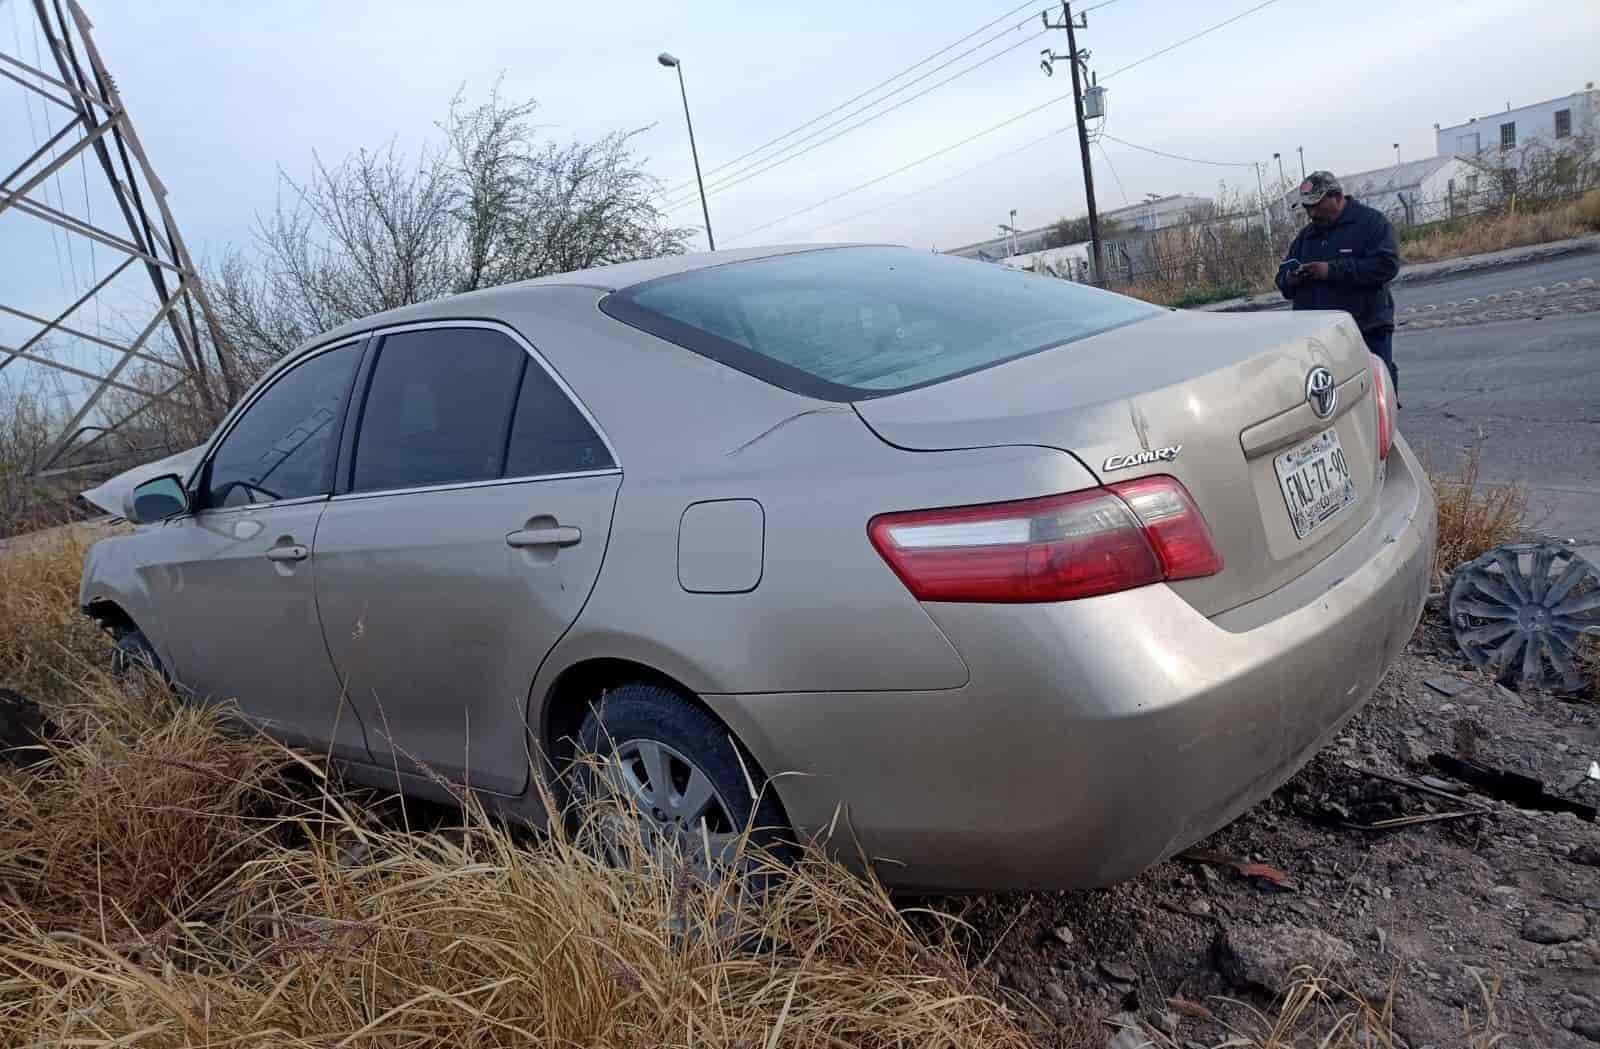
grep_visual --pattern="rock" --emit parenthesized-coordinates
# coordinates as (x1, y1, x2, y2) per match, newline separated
(1097, 958, 1139, 984)
(1572, 843, 1600, 867)
(1401, 737, 1431, 768)
(1149, 1010, 1179, 1036)
(1562, 992, 1597, 1011)
(1425, 675, 1470, 696)
(1214, 924, 1356, 994)
(1576, 1017, 1600, 1044)
(1522, 911, 1588, 945)
(1051, 925, 1076, 947)
(1402, 724, 1426, 739)
(1103, 1012, 1148, 1049)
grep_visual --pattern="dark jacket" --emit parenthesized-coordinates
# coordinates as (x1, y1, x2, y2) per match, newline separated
(1275, 198, 1400, 332)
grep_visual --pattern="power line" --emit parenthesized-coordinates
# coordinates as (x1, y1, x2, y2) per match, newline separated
(727, 91, 1075, 243)
(803, 123, 1075, 236)
(732, 0, 1284, 243)
(1095, 139, 1130, 205)
(1100, 133, 1255, 168)
(663, 27, 1048, 212)
(661, 0, 1128, 206)
(1101, 0, 1284, 80)
(660, 0, 1045, 199)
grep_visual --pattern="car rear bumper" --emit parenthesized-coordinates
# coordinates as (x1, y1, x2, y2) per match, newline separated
(706, 436, 1435, 891)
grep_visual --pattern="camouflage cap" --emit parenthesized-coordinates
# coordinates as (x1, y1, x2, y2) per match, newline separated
(1296, 170, 1342, 206)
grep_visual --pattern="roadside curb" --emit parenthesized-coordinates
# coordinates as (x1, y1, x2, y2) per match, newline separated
(1195, 233, 1600, 314)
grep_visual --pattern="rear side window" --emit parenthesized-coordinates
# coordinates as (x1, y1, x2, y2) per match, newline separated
(600, 246, 1159, 400)
(202, 342, 362, 509)
(351, 328, 525, 492)
(505, 361, 614, 477)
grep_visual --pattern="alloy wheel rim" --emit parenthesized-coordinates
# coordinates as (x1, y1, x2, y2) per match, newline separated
(607, 737, 743, 871)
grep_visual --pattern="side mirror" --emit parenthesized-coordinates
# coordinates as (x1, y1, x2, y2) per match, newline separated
(125, 474, 189, 524)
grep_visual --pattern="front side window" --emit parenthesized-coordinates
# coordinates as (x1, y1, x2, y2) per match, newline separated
(1500, 122, 1516, 151)
(601, 247, 1159, 401)
(350, 328, 526, 493)
(202, 342, 362, 509)
(1555, 108, 1572, 139)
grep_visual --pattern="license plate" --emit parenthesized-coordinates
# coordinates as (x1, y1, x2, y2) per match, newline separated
(1274, 428, 1356, 539)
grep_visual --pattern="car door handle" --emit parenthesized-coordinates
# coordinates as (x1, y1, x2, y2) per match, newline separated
(506, 526, 581, 549)
(264, 544, 309, 562)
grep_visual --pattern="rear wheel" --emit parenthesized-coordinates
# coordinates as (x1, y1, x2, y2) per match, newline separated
(574, 684, 790, 875)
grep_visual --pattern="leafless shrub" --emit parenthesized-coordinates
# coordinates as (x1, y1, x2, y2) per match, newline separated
(208, 85, 691, 381)
(1427, 446, 1530, 583)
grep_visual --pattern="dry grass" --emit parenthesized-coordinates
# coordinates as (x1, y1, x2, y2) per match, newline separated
(1426, 446, 1530, 582)
(1401, 190, 1600, 264)
(0, 527, 113, 706)
(0, 534, 1036, 1049)
(0, 531, 1519, 1047)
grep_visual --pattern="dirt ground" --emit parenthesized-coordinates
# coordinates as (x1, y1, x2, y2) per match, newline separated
(940, 606, 1600, 1047)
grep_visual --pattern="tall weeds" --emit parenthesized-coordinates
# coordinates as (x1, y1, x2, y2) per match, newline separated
(1427, 446, 1529, 582)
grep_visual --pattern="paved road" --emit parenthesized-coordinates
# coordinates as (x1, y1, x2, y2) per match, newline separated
(1395, 250, 1600, 550)
(1393, 250, 1599, 307)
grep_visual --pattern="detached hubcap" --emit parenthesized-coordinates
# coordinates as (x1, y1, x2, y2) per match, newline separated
(1449, 542, 1600, 692)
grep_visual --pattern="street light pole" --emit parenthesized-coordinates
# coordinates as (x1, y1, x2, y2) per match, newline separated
(1297, 145, 1306, 178)
(658, 52, 715, 251)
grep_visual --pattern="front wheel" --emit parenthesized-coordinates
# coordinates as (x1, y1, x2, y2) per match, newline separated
(110, 628, 164, 680)
(574, 684, 791, 875)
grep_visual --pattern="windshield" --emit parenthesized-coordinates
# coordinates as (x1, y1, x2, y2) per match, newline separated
(600, 246, 1160, 400)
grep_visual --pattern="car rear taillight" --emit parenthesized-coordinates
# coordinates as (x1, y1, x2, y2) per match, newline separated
(867, 476, 1222, 603)
(1370, 354, 1396, 460)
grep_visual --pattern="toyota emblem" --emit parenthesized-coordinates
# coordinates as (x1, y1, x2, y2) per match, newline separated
(1305, 366, 1337, 419)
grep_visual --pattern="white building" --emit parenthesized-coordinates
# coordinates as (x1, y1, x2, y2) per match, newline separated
(949, 194, 1208, 260)
(1435, 86, 1599, 174)
(1331, 156, 1488, 225)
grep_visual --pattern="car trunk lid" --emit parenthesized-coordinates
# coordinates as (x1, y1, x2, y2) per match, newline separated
(854, 309, 1382, 616)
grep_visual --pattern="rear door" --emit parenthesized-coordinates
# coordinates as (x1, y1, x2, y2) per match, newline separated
(313, 322, 620, 795)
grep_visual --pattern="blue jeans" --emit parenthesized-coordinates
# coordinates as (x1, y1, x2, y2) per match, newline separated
(1364, 327, 1397, 394)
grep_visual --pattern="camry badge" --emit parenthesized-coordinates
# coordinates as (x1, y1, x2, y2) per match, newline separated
(1103, 445, 1182, 472)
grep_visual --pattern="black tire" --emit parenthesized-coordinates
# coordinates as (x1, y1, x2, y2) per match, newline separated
(574, 684, 792, 868)
(111, 628, 164, 680)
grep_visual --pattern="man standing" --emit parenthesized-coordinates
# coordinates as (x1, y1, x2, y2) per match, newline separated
(1275, 171, 1401, 392)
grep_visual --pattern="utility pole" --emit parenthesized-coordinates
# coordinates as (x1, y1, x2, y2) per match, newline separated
(1042, 3, 1103, 284)
(1254, 162, 1273, 239)
(1297, 145, 1306, 178)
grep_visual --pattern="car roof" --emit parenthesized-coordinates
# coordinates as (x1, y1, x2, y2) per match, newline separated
(305, 243, 868, 350)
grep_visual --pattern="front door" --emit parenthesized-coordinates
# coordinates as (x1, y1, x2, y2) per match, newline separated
(151, 339, 371, 763)
(312, 324, 620, 796)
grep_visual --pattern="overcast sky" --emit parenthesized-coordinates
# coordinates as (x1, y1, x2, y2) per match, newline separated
(3, 0, 1597, 404)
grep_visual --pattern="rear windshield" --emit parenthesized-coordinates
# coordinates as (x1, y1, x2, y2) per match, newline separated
(599, 246, 1159, 400)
